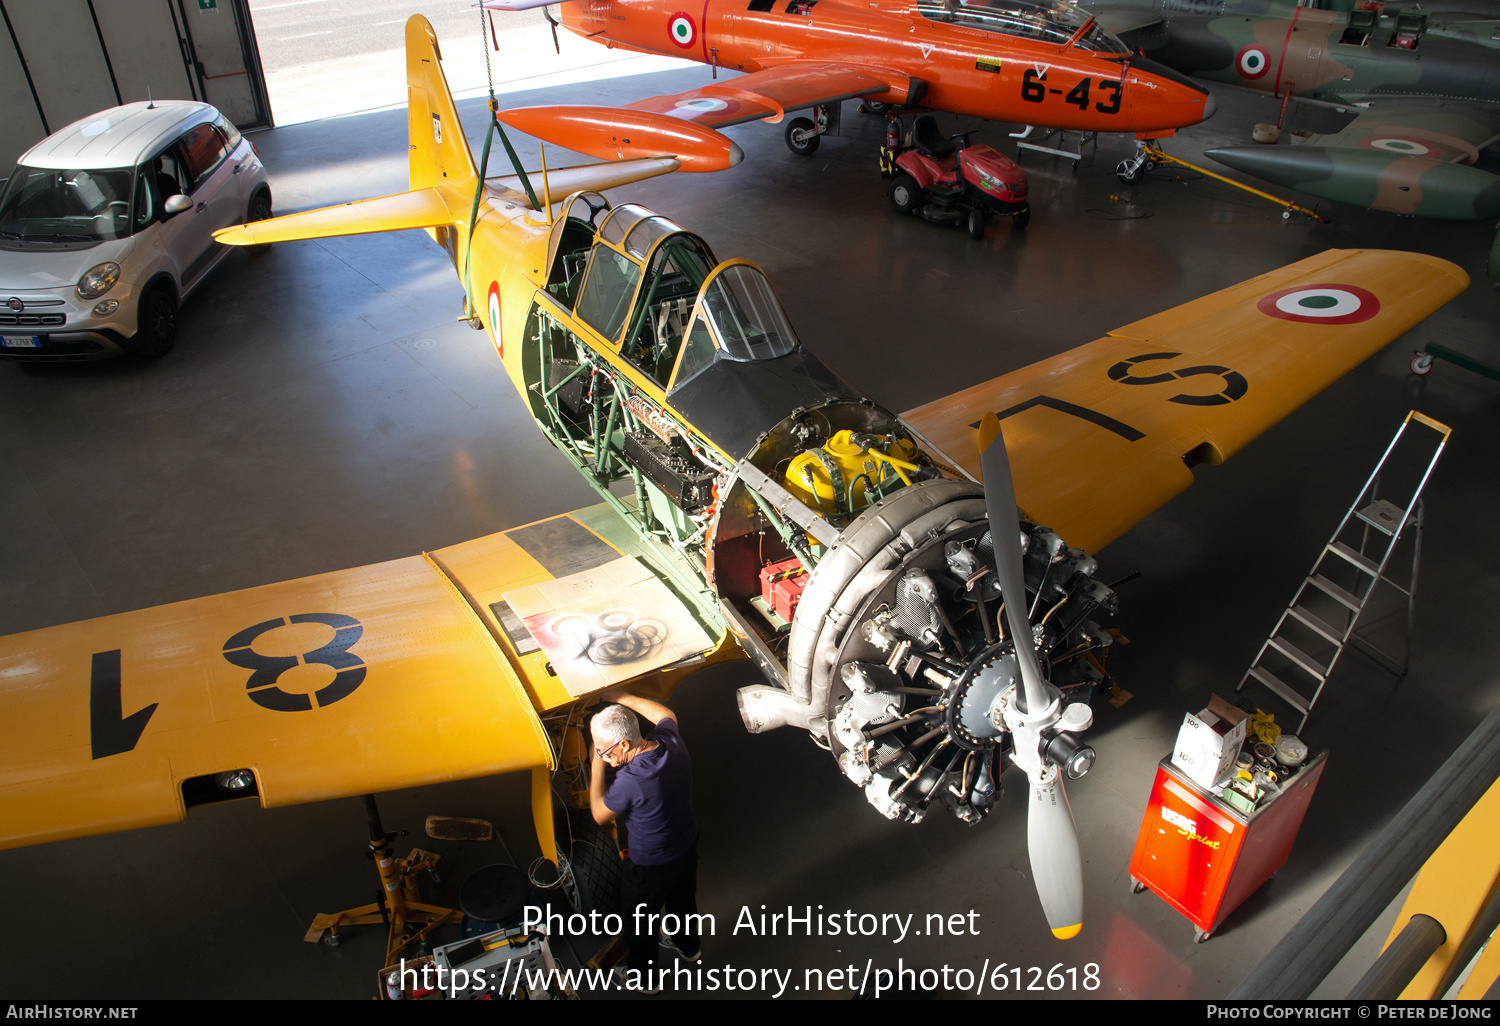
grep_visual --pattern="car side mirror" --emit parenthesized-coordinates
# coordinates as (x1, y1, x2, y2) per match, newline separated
(164, 194, 192, 216)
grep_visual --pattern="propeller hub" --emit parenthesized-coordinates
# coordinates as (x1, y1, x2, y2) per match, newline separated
(1041, 729, 1097, 780)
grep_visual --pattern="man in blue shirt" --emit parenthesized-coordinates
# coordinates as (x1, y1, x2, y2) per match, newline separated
(589, 689, 701, 987)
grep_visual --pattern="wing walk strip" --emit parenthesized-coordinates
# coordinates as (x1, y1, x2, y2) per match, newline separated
(486, 516, 623, 656)
(429, 512, 629, 712)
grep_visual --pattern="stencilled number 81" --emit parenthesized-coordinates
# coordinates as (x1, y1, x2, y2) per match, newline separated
(221, 613, 366, 711)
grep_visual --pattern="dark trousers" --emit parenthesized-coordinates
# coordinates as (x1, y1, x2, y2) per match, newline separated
(621, 837, 699, 973)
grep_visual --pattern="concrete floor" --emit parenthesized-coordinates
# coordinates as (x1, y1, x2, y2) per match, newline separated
(2, 59, 1499, 1002)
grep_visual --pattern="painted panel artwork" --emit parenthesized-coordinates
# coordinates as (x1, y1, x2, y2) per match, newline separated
(502, 556, 714, 696)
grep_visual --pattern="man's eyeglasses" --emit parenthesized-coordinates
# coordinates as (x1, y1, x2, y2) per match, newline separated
(595, 738, 626, 759)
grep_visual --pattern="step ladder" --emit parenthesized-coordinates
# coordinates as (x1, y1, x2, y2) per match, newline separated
(1237, 411, 1452, 732)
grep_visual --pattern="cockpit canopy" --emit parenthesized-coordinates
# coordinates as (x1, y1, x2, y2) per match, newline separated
(674, 263, 801, 382)
(543, 193, 859, 460)
(566, 201, 802, 394)
(916, 0, 1129, 52)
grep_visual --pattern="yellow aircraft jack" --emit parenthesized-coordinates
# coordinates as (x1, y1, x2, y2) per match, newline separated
(303, 794, 463, 966)
(1120, 142, 1328, 224)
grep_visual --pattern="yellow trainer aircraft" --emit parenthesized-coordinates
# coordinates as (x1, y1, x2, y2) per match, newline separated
(0, 14, 1468, 947)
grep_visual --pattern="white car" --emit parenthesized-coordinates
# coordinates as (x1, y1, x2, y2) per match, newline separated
(0, 100, 270, 361)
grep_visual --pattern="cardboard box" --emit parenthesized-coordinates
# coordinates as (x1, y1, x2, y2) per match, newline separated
(1171, 694, 1248, 789)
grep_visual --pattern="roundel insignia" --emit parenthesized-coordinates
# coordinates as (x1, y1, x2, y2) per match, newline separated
(488, 281, 503, 354)
(1257, 283, 1380, 324)
(669, 12, 697, 49)
(675, 97, 729, 113)
(1236, 44, 1270, 79)
(1359, 137, 1435, 158)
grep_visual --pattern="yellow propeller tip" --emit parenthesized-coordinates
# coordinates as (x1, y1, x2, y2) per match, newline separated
(1051, 923, 1082, 940)
(977, 411, 1001, 454)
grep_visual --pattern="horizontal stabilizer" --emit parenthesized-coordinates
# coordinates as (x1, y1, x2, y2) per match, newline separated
(1207, 146, 1500, 220)
(498, 106, 744, 172)
(479, 0, 555, 9)
(215, 187, 458, 245)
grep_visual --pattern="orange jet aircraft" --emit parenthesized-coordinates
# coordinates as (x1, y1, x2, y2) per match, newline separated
(484, 0, 1216, 159)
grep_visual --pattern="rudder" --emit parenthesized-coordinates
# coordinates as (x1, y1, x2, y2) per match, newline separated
(406, 15, 479, 192)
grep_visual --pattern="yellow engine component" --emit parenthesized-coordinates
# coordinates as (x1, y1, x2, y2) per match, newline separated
(783, 430, 921, 516)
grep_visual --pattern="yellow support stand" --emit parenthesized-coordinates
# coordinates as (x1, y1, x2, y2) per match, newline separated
(303, 795, 463, 968)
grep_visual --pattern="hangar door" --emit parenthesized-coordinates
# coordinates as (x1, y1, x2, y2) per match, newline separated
(0, 0, 270, 169)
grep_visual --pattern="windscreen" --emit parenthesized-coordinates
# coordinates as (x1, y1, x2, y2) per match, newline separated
(0, 165, 137, 242)
(574, 243, 643, 340)
(700, 264, 800, 363)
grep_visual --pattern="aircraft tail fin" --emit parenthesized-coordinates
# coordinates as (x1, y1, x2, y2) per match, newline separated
(215, 14, 691, 250)
(406, 15, 479, 194)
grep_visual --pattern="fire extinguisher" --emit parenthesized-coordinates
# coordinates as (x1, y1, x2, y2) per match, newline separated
(885, 118, 900, 150)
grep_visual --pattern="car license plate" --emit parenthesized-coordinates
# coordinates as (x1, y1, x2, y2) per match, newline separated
(1, 335, 40, 348)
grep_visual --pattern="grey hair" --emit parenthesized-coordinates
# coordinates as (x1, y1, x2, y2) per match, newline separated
(591, 704, 641, 748)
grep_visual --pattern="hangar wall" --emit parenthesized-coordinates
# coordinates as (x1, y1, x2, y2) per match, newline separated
(0, 0, 270, 169)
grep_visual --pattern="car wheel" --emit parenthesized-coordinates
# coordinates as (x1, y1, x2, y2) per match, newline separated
(967, 207, 986, 240)
(889, 173, 924, 215)
(1013, 206, 1031, 230)
(247, 190, 273, 254)
(785, 117, 820, 156)
(130, 286, 177, 358)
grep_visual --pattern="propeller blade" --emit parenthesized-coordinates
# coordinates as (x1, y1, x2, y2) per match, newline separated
(976, 413, 1046, 713)
(1029, 769, 1084, 939)
(981, 413, 1085, 939)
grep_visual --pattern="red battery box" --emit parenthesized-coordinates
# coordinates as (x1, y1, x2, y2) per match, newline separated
(759, 558, 808, 623)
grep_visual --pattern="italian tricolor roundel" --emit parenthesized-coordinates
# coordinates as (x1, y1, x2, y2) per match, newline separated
(1257, 283, 1380, 324)
(1236, 44, 1270, 79)
(1360, 137, 1435, 157)
(669, 12, 697, 49)
(675, 97, 729, 114)
(488, 281, 503, 354)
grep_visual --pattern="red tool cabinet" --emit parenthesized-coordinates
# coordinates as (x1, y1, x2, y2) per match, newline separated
(1128, 752, 1326, 942)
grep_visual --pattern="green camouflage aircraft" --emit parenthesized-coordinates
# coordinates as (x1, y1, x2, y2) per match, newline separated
(1081, 0, 1500, 282)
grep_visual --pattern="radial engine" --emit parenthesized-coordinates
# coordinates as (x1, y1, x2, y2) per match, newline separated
(707, 399, 1119, 825)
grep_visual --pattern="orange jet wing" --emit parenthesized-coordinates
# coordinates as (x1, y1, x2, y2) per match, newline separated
(0, 508, 726, 852)
(902, 249, 1469, 554)
(625, 61, 896, 127)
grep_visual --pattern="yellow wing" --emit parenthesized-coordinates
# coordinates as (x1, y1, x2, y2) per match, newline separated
(0, 507, 727, 851)
(902, 249, 1469, 553)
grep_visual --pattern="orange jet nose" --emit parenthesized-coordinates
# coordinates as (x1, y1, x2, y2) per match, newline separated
(1123, 56, 1216, 132)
